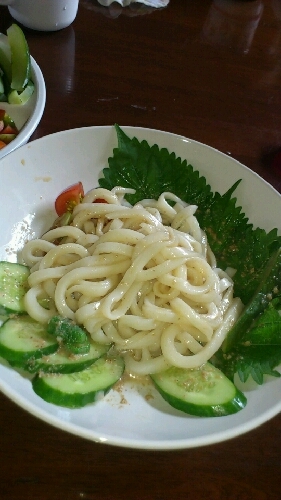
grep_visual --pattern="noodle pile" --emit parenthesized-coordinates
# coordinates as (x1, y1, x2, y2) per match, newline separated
(22, 187, 243, 375)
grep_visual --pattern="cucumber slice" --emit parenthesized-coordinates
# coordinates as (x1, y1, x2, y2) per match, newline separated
(0, 315, 59, 367)
(26, 341, 111, 374)
(32, 355, 125, 408)
(7, 24, 31, 91)
(0, 261, 29, 315)
(151, 362, 247, 417)
(8, 80, 34, 105)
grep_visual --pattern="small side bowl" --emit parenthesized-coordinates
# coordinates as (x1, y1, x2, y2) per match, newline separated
(0, 55, 46, 160)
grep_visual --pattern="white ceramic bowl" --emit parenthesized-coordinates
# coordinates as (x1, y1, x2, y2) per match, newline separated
(0, 52, 46, 160)
(0, 125, 280, 450)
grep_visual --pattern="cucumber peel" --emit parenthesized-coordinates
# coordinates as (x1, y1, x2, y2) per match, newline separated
(151, 362, 247, 417)
(0, 311, 122, 409)
(7, 24, 30, 91)
(8, 80, 34, 105)
(25, 341, 110, 374)
(32, 355, 125, 408)
(0, 315, 59, 367)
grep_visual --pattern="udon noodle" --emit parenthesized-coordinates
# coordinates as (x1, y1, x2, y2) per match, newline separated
(22, 187, 243, 375)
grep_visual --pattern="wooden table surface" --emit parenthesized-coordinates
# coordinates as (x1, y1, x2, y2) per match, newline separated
(1, 1, 281, 498)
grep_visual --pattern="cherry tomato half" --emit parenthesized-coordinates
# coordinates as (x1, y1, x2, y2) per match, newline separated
(55, 182, 84, 216)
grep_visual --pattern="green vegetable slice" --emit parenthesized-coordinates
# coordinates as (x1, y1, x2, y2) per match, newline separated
(7, 24, 31, 91)
(151, 362, 247, 417)
(32, 355, 125, 408)
(0, 261, 29, 315)
(26, 341, 111, 374)
(8, 80, 34, 104)
(0, 315, 58, 367)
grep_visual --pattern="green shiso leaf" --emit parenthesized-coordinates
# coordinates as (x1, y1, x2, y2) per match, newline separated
(241, 297, 281, 345)
(212, 345, 281, 385)
(212, 296, 281, 383)
(99, 124, 281, 304)
(100, 124, 213, 209)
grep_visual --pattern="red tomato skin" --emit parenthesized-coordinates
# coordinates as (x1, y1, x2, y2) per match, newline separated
(2, 125, 18, 134)
(55, 182, 84, 216)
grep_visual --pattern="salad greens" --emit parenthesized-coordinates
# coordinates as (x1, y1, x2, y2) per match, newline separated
(0, 24, 34, 104)
(99, 124, 281, 385)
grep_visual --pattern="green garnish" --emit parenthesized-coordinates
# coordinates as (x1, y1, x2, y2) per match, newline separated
(222, 248, 281, 352)
(245, 297, 281, 346)
(0, 24, 34, 104)
(99, 124, 281, 385)
(212, 345, 281, 385)
(101, 125, 213, 209)
(47, 315, 90, 355)
(213, 295, 281, 384)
